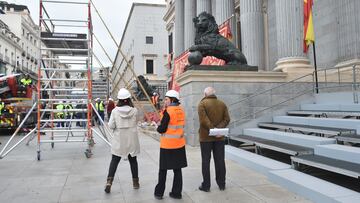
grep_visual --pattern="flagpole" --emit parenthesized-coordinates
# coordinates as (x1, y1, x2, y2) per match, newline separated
(313, 42, 319, 94)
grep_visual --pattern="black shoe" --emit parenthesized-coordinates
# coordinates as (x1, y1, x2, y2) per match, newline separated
(219, 186, 226, 191)
(169, 192, 182, 199)
(154, 194, 163, 200)
(198, 185, 210, 192)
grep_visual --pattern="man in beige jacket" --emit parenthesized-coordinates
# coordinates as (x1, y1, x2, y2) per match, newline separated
(197, 87, 230, 192)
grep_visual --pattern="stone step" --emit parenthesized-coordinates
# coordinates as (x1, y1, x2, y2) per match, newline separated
(314, 144, 360, 164)
(273, 116, 360, 134)
(269, 169, 360, 203)
(300, 104, 360, 112)
(243, 128, 336, 148)
(225, 145, 290, 176)
(314, 92, 360, 104)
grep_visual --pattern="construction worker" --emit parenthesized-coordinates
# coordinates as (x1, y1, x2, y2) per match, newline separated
(105, 88, 140, 193)
(20, 74, 33, 98)
(154, 90, 187, 200)
(151, 92, 160, 110)
(20, 74, 32, 86)
(65, 102, 73, 127)
(0, 99, 4, 126)
(56, 101, 65, 127)
(95, 98, 105, 125)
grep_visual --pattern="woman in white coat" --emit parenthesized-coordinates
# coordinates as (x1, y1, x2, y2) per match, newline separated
(105, 88, 140, 193)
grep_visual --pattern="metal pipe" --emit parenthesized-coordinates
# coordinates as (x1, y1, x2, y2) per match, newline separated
(42, 0, 89, 5)
(92, 128, 111, 147)
(90, 103, 114, 139)
(0, 128, 36, 159)
(353, 65, 358, 104)
(0, 102, 37, 157)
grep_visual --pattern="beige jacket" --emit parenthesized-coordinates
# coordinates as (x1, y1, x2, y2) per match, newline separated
(108, 106, 140, 158)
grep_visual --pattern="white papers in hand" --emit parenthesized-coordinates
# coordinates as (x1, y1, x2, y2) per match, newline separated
(209, 128, 229, 136)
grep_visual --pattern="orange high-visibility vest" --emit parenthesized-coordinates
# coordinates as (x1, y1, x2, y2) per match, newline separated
(160, 106, 186, 149)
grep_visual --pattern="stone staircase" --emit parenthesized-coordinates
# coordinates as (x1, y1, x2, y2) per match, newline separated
(226, 92, 360, 202)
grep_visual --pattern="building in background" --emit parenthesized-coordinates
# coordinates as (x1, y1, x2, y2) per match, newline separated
(0, 19, 21, 75)
(0, 1, 40, 78)
(164, 0, 360, 72)
(112, 3, 168, 98)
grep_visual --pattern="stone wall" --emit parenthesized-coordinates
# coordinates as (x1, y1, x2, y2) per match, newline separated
(177, 70, 316, 146)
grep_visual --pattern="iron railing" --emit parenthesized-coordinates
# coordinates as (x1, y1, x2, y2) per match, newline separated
(229, 65, 360, 129)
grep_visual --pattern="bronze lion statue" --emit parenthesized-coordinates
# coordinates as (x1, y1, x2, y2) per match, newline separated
(189, 12, 247, 65)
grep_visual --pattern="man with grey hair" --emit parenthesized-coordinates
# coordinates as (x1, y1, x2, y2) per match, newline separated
(197, 86, 230, 192)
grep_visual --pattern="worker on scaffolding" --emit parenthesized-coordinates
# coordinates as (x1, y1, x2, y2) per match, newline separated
(65, 102, 73, 127)
(56, 101, 65, 127)
(95, 98, 105, 125)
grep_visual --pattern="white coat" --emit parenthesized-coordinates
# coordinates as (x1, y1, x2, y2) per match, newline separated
(108, 105, 140, 158)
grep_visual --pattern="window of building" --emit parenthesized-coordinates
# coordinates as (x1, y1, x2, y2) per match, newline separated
(146, 36, 153, 44)
(168, 33, 173, 54)
(146, 59, 154, 74)
(22, 29, 25, 36)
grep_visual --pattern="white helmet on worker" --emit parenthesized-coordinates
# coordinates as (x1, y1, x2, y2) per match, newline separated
(117, 88, 131, 100)
(165, 90, 179, 100)
(95, 98, 100, 101)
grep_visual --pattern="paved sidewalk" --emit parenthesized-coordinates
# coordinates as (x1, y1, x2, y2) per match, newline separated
(0, 131, 310, 203)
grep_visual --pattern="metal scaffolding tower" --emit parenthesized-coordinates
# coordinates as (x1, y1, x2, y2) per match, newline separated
(0, 0, 111, 160)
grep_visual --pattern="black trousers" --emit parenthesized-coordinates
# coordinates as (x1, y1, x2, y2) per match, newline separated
(200, 140, 226, 189)
(154, 168, 182, 197)
(107, 154, 138, 178)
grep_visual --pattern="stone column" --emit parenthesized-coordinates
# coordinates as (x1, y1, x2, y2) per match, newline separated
(240, 0, 265, 70)
(335, 0, 360, 68)
(211, 0, 216, 15)
(184, 0, 196, 50)
(215, 0, 235, 44)
(175, 0, 185, 57)
(196, 0, 211, 15)
(274, 0, 311, 72)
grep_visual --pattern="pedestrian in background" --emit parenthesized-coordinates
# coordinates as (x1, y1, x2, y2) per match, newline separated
(105, 88, 140, 193)
(154, 90, 187, 200)
(107, 97, 115, 120)
(197, 87, 230, 192)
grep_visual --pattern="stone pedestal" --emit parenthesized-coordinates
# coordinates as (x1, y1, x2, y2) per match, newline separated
(176, 69, 288, 146)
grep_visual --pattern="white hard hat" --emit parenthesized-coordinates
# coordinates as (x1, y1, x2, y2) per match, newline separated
(109, 98, 113, 101)
(95, 98, 100, 101)
(165, 90, 179, 100)
(117, 88, 131, 100)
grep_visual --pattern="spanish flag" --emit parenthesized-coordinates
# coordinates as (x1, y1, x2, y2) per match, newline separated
(303, 0, 315, 53)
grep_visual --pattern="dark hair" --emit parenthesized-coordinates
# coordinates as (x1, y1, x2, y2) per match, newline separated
(168, 97, 180, 104)
(117, 98, 134, 107)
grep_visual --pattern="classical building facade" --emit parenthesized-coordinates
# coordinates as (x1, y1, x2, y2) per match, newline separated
(112, 3, 168, 97)
(164, 0, 360, 72)
(0, 2, 40, 77)
(0, 19, 21, 75)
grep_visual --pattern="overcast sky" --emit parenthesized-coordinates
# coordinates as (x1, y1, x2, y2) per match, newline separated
(7, 0, 166, 68)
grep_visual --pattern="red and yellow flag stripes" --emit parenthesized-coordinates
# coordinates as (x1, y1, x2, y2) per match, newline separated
(303, 0, 315, 53)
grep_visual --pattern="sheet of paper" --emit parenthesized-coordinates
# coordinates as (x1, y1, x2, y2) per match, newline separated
(209, 128, 229, 136)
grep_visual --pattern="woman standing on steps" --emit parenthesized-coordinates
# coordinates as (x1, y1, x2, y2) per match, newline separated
(104, 88, 140, 193)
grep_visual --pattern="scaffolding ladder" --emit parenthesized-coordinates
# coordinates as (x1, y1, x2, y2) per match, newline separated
(36, 0, 94, 160)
